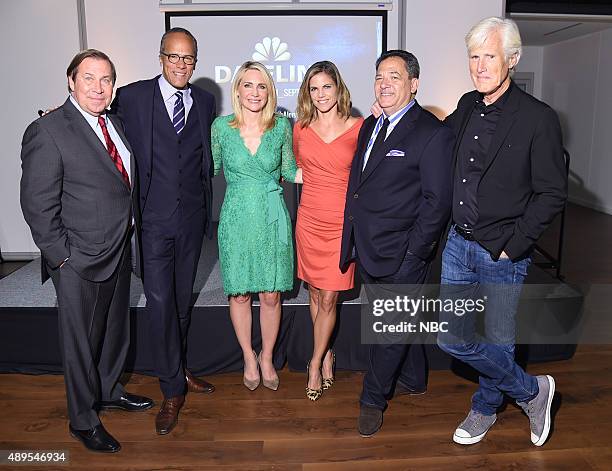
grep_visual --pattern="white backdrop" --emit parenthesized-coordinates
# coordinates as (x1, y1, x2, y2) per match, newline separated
(0, 0, 502, 258)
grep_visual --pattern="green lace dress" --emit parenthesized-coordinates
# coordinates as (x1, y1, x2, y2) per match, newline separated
(212, 114, 298, 296)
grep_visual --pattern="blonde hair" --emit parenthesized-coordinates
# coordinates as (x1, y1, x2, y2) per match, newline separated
(229, 61, 277, 131)
(466, 17, 522, 65)
(296, 61, 352, 128)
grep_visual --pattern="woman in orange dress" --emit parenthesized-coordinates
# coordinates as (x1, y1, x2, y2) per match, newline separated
(294, 61, 363, 401)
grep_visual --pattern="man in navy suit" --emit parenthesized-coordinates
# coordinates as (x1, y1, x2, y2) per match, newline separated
(340, 50, 454, 437)
(111, 27, 216, 435)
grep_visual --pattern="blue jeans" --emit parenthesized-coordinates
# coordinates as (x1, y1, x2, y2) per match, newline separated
(437, 226, 538, 415)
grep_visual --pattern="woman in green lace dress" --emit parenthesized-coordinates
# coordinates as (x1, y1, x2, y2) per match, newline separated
(211, 61, 302, 391)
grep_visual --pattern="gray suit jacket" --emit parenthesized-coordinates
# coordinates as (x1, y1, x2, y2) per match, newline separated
(20, 98, 137, 283)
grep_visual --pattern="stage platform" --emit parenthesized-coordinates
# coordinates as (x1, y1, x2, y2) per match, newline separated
(0, 233, 582, 377)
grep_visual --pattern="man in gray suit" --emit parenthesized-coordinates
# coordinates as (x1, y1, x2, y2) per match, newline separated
(20, 49, 152, 453)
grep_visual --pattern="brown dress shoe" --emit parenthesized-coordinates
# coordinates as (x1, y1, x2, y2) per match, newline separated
(185, 369, 215, 394)
(155, 395, 185, 435)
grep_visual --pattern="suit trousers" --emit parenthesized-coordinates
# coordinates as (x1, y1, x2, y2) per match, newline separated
(358, 252, 429, 410)
(141, 206, 205, 398)
(50, 242, 130, 430)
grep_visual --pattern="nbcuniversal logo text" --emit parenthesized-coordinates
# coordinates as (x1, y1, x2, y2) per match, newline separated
(214, 37, 308, 85)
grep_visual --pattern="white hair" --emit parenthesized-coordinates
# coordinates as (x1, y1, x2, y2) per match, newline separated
(466, 17, 522, 65)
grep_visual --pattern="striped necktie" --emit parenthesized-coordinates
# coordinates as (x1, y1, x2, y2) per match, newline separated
(173, 91, 185, 134)
(363, 118, 389, 171)
(98, 116, 130, 187)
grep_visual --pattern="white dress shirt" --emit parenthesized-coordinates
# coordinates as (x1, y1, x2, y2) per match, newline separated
(69, 95, 131, 180)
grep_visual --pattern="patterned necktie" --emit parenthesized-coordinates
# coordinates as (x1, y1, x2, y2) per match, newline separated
(363, 117, 389, 171)
(173, 91, 185, 134)
(97, 116, 130, 187)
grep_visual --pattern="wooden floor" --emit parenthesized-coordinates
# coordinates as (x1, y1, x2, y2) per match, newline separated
(1, 203, 611, 470)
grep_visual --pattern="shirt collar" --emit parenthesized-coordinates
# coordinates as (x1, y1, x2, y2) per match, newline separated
(158, 74, 191, 103)
(477, 80, 513, 110)
(382, 98, 416, 124)
(69, 94, 106, 128)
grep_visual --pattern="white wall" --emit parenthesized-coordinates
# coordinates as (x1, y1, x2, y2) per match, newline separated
(84, 0, 164, 88)
(542, 29, 612, 214)
(1, 0, 504, 257)
(516, 45, 543, 99)
(0, 0, 80, 259)
(404, 0, 503, 118)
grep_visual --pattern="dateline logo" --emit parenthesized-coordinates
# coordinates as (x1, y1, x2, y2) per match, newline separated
(214, 36, 307, 87)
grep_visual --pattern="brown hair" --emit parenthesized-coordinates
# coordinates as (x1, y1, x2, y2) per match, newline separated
(296, 61, 351, 128)
(66, 49, 116, 92)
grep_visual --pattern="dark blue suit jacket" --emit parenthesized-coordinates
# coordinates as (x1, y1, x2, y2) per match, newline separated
(340, 101, 454, 278)
(110, 76, 216, 252)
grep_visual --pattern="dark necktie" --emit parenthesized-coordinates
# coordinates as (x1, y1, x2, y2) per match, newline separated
(173, 91, 185, 134)
(98, 116, 130, 187)
(363, 117, 389, 171)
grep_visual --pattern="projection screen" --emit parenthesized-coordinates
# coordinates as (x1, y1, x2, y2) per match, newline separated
(167, 10, 387, 219)
(167, 11, 386, 118)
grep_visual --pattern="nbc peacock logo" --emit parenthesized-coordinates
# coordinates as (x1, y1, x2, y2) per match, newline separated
(214, 36, 305, 86)
(252, 37, 291, 62)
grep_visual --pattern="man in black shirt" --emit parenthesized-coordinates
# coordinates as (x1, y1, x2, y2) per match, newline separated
(438, 17, 567, 447)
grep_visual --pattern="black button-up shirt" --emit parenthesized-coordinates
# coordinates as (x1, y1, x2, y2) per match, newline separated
(453, 83, 513, 230)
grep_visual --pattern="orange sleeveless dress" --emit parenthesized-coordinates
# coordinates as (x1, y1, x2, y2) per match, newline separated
(294, 117, 363, 290)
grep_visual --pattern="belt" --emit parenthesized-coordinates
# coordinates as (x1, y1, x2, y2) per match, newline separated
(229, 180, 289, 246)
(454, 224, 476, 241)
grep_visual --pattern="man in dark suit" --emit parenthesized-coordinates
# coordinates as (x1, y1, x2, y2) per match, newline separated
(340, 50, 454, 437)
(437, 17, 567, 447)
(111, 27, 216, 435)
(20, 49, 153, 453)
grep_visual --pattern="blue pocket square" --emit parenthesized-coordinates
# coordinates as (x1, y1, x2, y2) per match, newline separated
(385, 149, 405, 157)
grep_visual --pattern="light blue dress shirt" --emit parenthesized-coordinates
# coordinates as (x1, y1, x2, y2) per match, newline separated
(362, 99, 416, 170)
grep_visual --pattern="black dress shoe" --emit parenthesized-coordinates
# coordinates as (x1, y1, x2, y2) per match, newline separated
(394, 381, 427, 397)
(358, 405, 383, 437)
(99, 392, 154, 412)
(69, 423, 121, 453)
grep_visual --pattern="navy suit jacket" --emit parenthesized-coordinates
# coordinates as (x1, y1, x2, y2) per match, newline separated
(445, 82, 567, 261)
(340, 101, 455, 278)
(110, 76, 216, 249)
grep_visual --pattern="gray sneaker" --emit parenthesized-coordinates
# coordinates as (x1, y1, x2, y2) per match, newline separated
(517, 374, 555, 446)
(453, 409, 497, 445)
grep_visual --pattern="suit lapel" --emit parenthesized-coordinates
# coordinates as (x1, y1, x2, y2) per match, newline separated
(359, 102, 421, 185)
(142, 78, 158, 174)
(63, 99, 126, 186)
(355, 117, 376, 185)
(191, 87, 208, 146)
(109, 114, 133, 155)
(454, 98, 477, 157)
(482, 84, 521, 173)
(109, 114, 136, 193)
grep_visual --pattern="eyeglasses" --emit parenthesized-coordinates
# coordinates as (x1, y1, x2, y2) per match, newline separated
(160, 52, 196, 65)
